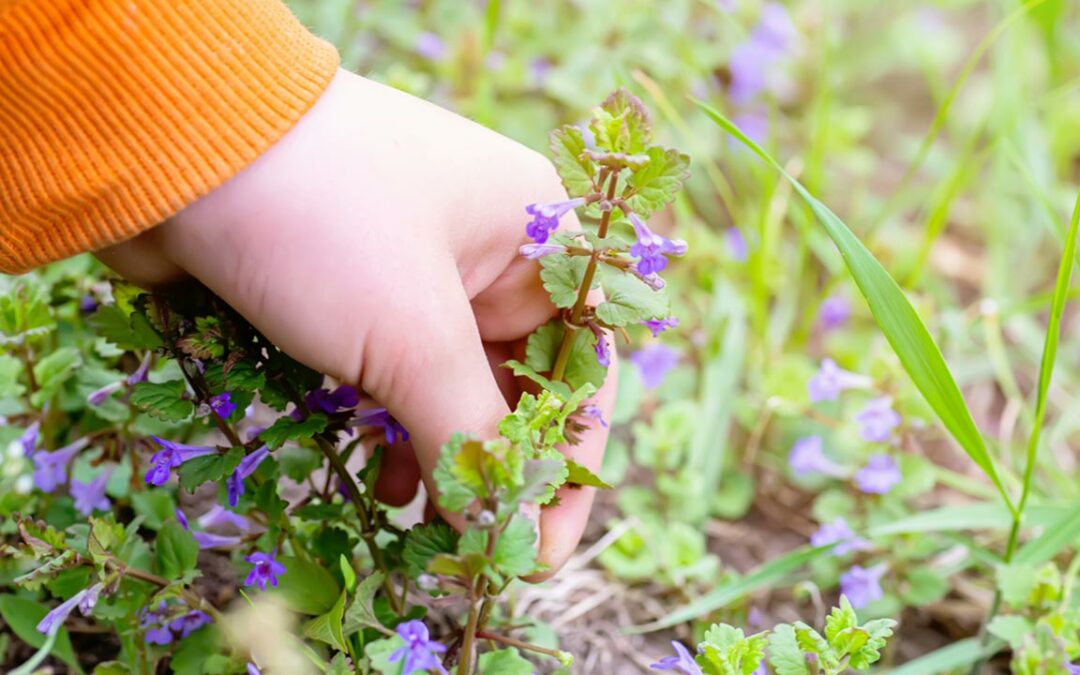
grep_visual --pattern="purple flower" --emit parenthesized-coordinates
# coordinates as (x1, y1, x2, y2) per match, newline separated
(582, 404, 608, 428)
(1067, 664, 1080, 675)
(856, 397, 901, 443)
(170, 610, 212, 638)
(144, 625, 174, 645)
(525, 198, 585, 244)
(79, 295, 98, 314)
(732, 111, 770, 147)
(631, 344, 680, 389)
(178, 508, 243, 549)
(227, 445, 270, 507)
(807, 358, 869, 402)
(519, 243, 567, 260)
(415, 32, 447, 61)
(197, 504, 250, 532)
(139, 601, 174, 645)
(247, 663, 262, 675)
(650, 640, 702, 674)
(350, 408, 409, 445)
(756, 3, 799, 50)
(145, 437, 217, 486)
(811, 517, 871, 556)
(87, 381, 122, 407)
(840, 564, 887, 609)
(19, 421, 40, 456)
(244, 551, 286, 591)
(36, 583, 104, 635)
(788, 436, 846, 479)
(728, 3, 798, 103)
(33, 437, 89, 493)
(71, 469, 112, 516)
(305, 385, 360, 414)
(127, 353, 152, 385)
(530, 57, 552, 87)
(590, 324, 611, 368)
(209, 392, 236, 420)
(388, 620, 448, 675)
(818, 296, 851, 332)
(855, 454, 902, 495)
(629, 214, 688, 276)
(726, 226, 749, 262)
(642, 316, 679, 337)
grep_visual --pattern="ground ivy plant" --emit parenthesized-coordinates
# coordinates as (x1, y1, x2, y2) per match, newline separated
(1, 89, 692, 674)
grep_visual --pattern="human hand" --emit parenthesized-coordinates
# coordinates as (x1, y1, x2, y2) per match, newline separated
(95, 69, 616, 576)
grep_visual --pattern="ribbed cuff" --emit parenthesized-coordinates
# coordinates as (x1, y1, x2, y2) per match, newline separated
(0, 0, 340, 273)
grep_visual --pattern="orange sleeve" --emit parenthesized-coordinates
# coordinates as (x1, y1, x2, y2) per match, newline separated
(0, 0, 340, 274)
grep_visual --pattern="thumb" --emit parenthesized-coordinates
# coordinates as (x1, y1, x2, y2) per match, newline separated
(359, 259, 511, 520)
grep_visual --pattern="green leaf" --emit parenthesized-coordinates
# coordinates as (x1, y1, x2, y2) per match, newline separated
(302, 590, 348, 652)
(539, 255, 589, 309)
(433, 434, 478, 512)
(32, 347, 81, 392)
(274, 555, 341, 615)
(846, 618, 896, 670)
(596, 269, 669, 326)
(887, 638, 1001, 675)
(0, 595, 83, 674)
(766, 624, 812, 675)
(625, 146, 691, 215)
(365, 635, 406, 674)
(525, 319, 606, 391)
(564, 459, 613, 489)
(593, 88, 652, 154)
(477, 648, 535, 674)
(986, 615, 1032, 650)
(177, 447, 241, 494)
(501, 360, 571, 400)
(88, 304, 163, 350)
(169, 623, 218, 675)
(997, 563, 1038, 608)
(342, 571, 385, 637)
(259, 414, 328, 450)
(824, 596, 857, 644)
(697, 100, 1011, 510)
(155, 522, 198, 579)
(549, 125, 596, 197)
(1015, 497, 1080, 566)
(491, 517, 538, 578)
(130, 380, 194, 422)
(130, 491, 176, 531)
(402, 521, 459, 577)
(630, 545, 827, 632)
(507, 458, 568, 506)
(203, 361, 266, 394)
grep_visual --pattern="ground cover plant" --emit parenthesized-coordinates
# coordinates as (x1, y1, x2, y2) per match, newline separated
(3, 0, 1080, 673)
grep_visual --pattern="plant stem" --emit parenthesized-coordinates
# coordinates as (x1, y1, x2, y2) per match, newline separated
(551, 174, 619, 382)
(458, 588, 482, 675)
(475, 631, 566, 661)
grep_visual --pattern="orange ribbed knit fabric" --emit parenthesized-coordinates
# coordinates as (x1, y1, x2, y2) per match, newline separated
(0, 0, 340, 274)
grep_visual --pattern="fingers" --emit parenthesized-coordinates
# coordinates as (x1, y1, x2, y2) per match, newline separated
(371, 438, 421, 508)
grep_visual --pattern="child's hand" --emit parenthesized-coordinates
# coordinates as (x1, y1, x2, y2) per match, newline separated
(96, 69, 616, 575)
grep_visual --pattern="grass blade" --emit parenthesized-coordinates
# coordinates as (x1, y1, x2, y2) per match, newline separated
(868, 504, 1068, 537)
(627, 545, 828, 633)
(1015, 498, 1080, 566)
(886, 638, 1002, 675)
(696, 101, 1013, 514)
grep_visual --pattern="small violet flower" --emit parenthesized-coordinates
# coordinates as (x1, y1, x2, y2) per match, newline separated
(856, 397, 901, 443)
(631, 344, 680, 390)
(810, 517, 871, 556)
(629, 214, 688, 276)
(209, 392, 236, 420)
(840, 564, 887, 609)
(71, 469, 112, 516)
(818, 295, 851, 332)
(139, 601, 173, 645)
(519, 242, 567, 260)
(33, 437, 89, 493)
(79, 295, 98, 314)
(36, 583, 104, 635)
(807, 358, 869, 403)
(244, 551, 286, 591)
(525, 197, 585, 244)
(127, 353, 152, 385)
(388, 620, 448, 675)
(247, 663, 262, 675)
(19, 421, 40, 456)
(650, 640, 702, 674)
(144, 437, 217, 486)
(178, 509, 243, 549)
(642, 316, 679, 337)
(197, 504, 251, 532)
(415, 31, 447, 61)
(854, 454, 902, 495)
(788, 436, 846, 479)
(305, 385, 360, 414)
(227, 446, 271, 507)
(169, 610, 212, 638)
(589, 323, 611, 367)
(350, 408, 409, 445)
(728, 3, 798, 103)
(87, 381, 122, 407)
(581, 404, 608, 428)
(725, 226, 749, 262)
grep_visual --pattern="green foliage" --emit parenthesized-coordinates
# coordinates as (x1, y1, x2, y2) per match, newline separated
(549, 125, 596, 198)
(129, 380, 194, 421)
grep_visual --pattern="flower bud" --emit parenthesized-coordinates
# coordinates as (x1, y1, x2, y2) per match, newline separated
(476, 510, 497, 528)
(417, 574, 439, 591)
